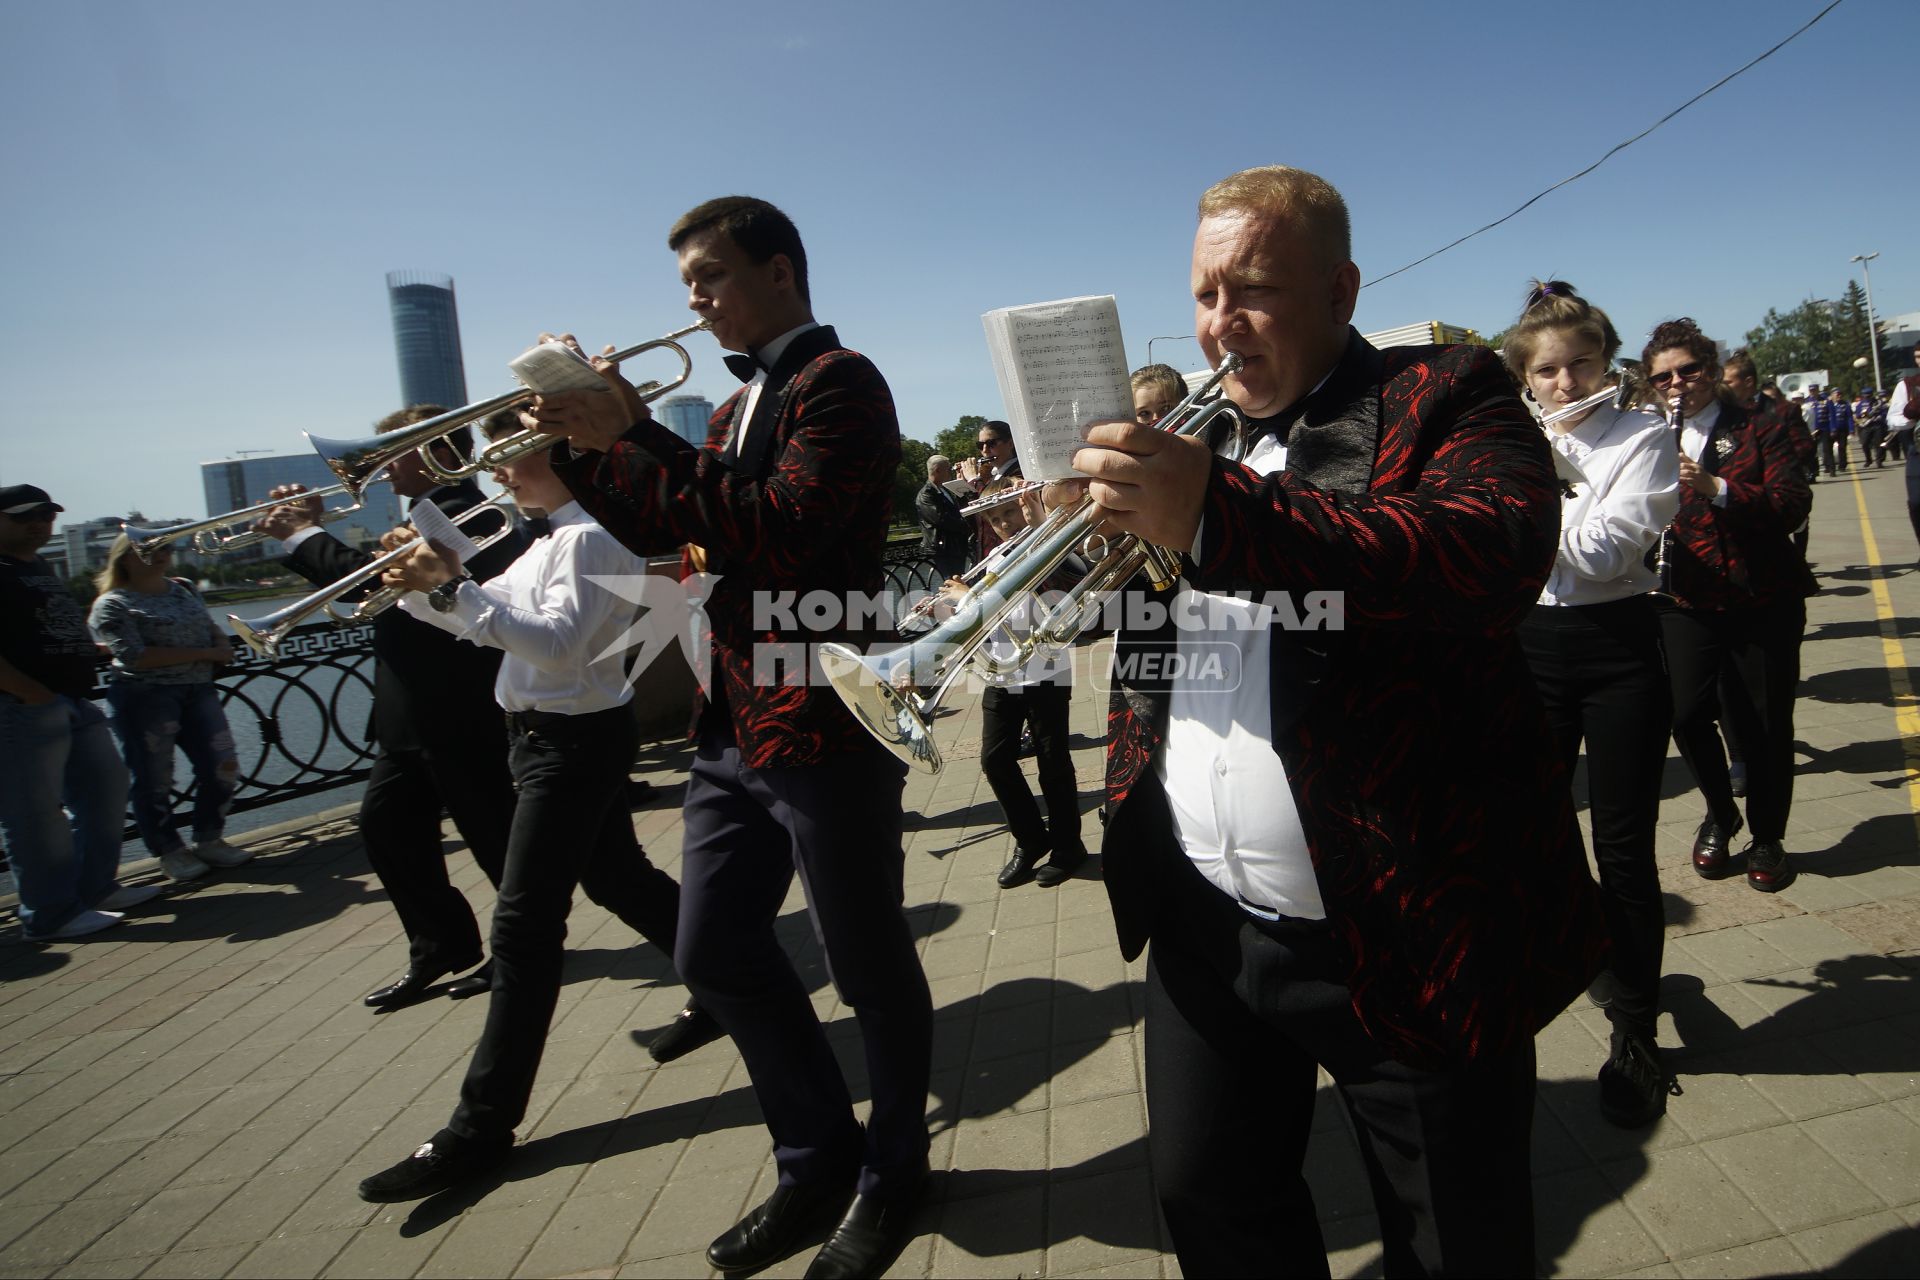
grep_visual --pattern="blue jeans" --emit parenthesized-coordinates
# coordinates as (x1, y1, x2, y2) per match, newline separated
(0, 695, 131, 938)
(105, 682, 238, 857)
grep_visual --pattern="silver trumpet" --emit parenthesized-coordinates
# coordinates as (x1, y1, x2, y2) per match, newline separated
(818, 355, 1243, 773)
(123, 485, 364, 562)
(228, 497, 518, 657)
(307, 321, 709, 500)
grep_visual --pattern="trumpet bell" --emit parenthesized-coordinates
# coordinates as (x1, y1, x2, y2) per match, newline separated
(817, 643, 943, 773)
(228, 611, 285, 658)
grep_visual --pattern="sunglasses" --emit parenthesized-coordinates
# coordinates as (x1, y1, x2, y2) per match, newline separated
(977, 437, 1008, 448)
(1648, 361, 1708, 389)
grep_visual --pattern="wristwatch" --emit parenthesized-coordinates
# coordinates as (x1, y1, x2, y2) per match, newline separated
(426, 574, 471, 613)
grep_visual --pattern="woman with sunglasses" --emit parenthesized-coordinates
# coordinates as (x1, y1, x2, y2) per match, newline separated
(1504, 282, 1679, 1126)
(1644, 319, 1814, 897)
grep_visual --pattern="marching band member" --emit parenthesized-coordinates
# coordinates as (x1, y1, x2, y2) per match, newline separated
(1644, 320, 1814, 893)
(356, 412, 704, 1202)
(935, 479, 1086, 890)
(1066, 165, 1605, 1275)
(526, 196, 932, 1278)
(1503, 281, 1679, 1126)
(255, 410, 525, 1009)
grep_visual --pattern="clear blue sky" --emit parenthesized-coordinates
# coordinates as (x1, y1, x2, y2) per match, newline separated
(4, 0, 1914, 524)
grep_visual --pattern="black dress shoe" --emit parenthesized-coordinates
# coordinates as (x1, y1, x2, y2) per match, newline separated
(707, 1180, 853, 1274)
(364, 959, 475, 1009)
(1691, 813, 1743, 880)
(1745, 839, 1796, 893)
(805, 1190, 921, 1279)
(997, 847, 1043, 889)
(644, 1002, 726, 1063)
(1034, 843, 1087, 887)
(1598, 1032, 1678, 1129)
(356, 1129, 510, 1202)
(444, 962, 492, 1000)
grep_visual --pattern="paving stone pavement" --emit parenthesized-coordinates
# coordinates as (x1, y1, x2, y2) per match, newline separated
(2, 465, 1917, 1279)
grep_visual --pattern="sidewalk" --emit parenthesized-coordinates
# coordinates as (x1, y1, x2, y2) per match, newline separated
(2, 465, 1916, 1279)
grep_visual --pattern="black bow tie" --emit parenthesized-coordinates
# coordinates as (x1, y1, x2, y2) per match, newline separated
(724, 353, 765, 383)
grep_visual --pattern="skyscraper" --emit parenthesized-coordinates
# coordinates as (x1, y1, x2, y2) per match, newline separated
(386, 270, 469, 410)
(657, 394, 716, 446)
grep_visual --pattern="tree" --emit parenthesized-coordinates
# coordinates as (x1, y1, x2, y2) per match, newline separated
(892, 436, 934, 529)
(1743, 282, 1877, 396)
(934, 415, 987, 469)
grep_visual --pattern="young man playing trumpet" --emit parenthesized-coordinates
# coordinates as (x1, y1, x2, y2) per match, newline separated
(355, 412, 708, 1201)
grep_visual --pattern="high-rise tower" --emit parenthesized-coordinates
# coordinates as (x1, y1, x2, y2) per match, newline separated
(386, 270, 469, 410)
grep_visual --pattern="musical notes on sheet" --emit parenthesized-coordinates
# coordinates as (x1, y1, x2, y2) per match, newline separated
(982, 296, 1133, 483)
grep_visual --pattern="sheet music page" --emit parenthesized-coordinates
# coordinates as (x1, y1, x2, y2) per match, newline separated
(981, 295, 1132, 482)
(509, 342, 614, 395)
(407, 499, 483, 564)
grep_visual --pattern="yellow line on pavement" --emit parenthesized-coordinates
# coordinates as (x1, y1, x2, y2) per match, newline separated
(1849, 480, 1920, 820)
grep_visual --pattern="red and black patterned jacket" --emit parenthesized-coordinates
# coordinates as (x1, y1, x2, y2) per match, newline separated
(1102, 332, 1607, 1069)
(1668, 398, 1816, 612)
(553, 325, 901, 769)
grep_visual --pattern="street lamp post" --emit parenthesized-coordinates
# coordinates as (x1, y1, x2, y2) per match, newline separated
(1146, 334, 1194, 368)
(1850, 252, 1883, 392)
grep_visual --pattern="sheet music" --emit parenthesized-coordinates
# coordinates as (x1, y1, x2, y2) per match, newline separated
(509, 342, 613, 395)
(407, 499, 482, 564)
(982, 295, 1132, 482)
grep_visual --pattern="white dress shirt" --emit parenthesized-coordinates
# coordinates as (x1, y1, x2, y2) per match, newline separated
(1538, 404, 1680, 606)
(1154, 431, 1324, 921)
(729, 322, 821, 459)
(398, 501, 646, 715)
(1676, 399, 1732, 509)
(1888, 380, 1916, 433)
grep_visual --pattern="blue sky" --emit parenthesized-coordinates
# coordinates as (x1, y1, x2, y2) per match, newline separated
(4, 0, 1914, 523)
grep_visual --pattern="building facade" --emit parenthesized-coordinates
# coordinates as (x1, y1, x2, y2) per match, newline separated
(386, 271, 469, 411)
(200, 455, 402, 559)
(656, 394, 716, 446)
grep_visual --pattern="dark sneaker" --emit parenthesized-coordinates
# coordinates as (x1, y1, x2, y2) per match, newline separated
(997, 847, 1042, 889)
(1598, 1033, 1677, 1128)
(1691, 813, 1743, 879)
(1745, 840, 1796, 893)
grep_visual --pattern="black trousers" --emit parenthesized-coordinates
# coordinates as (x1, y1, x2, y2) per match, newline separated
(1520, 600, 1669, 1040)
(674, 719, 932, 1202)
(447, 705, 681, 1144)
(1659, 598, 1806, 844)
(359, 726, 514, 973)
(980, 681, 1082, 856)
(1908, 448, 1920, 552)
(1141, 812, 1537, 1279)
(1816, 432, 1850, 474)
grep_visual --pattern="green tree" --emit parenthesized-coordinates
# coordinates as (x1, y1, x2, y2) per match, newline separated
(934, 414, 987, 468)
(892, 436, 934, 529)
(1743, 283, 1877, 395)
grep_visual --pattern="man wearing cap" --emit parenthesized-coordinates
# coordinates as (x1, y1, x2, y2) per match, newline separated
(0, 485, 161, 940)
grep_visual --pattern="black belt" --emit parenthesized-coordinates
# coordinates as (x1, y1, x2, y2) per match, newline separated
(504, 704, 628, 734)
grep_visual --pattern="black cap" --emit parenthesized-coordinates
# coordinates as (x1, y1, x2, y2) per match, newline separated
(0, 484, 63, 517)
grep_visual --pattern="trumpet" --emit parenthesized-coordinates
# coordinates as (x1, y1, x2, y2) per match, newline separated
(896, 523, 1039, 633)
(307, 321, 709, 500)
(229, 497, 518, 657)
(123, 485, 364, 562)
(818, 355, 1243, 772)
(958, 479, 1044, 517)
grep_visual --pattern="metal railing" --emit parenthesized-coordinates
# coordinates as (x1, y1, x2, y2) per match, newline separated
(89, 620, 377, 840)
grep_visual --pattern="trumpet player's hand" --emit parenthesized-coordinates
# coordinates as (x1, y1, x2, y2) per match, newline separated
(1677, 456, 1721, 498)
(382, 539, 460, 593)
(378, 524, 420, 555)
(518, 333, 652, 455)
(252, 484, 323, 540)
(1072, 420, 1213, 551)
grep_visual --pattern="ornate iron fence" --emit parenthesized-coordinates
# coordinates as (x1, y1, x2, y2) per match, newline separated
(89, 620, 377, 839)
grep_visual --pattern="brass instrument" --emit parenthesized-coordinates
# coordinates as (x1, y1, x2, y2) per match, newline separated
(228, 497, 518, 656)
(897, 523, 1038, 634)
(123, 485, 364, 562)
(818, 355, 1243, 772)
(306, 321, 709, 500)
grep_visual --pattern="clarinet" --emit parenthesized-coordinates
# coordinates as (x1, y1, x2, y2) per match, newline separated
(1651, 396, 1684, 601)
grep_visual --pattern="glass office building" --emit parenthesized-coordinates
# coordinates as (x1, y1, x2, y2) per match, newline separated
(657, 394, 716, 446)
(200, 455, 402, 557)
(387, 270, 469, 411)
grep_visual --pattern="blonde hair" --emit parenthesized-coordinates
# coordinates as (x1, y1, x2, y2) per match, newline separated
(1500, 280, 1622, 382)
(93, 534, 150, 594)
(1130, 364, 1187, 407)
(1198, 166, 1351, 268)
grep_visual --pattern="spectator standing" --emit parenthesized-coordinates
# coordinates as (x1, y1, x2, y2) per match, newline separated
(89, 535, 253, 881)
(914, 455, 973, 580)
(0, 484, 152, 941)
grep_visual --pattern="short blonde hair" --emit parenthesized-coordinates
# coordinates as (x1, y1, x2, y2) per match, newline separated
(1130, 364, 1187, 407)
(1198, 166, 1351, 269)
(93, 534, 147, 594)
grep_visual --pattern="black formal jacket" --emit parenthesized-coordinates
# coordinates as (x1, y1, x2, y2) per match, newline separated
(1103, 332, 1607, 1070)
(916, 481, 972, 560)
(282, 481, 525, 753)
